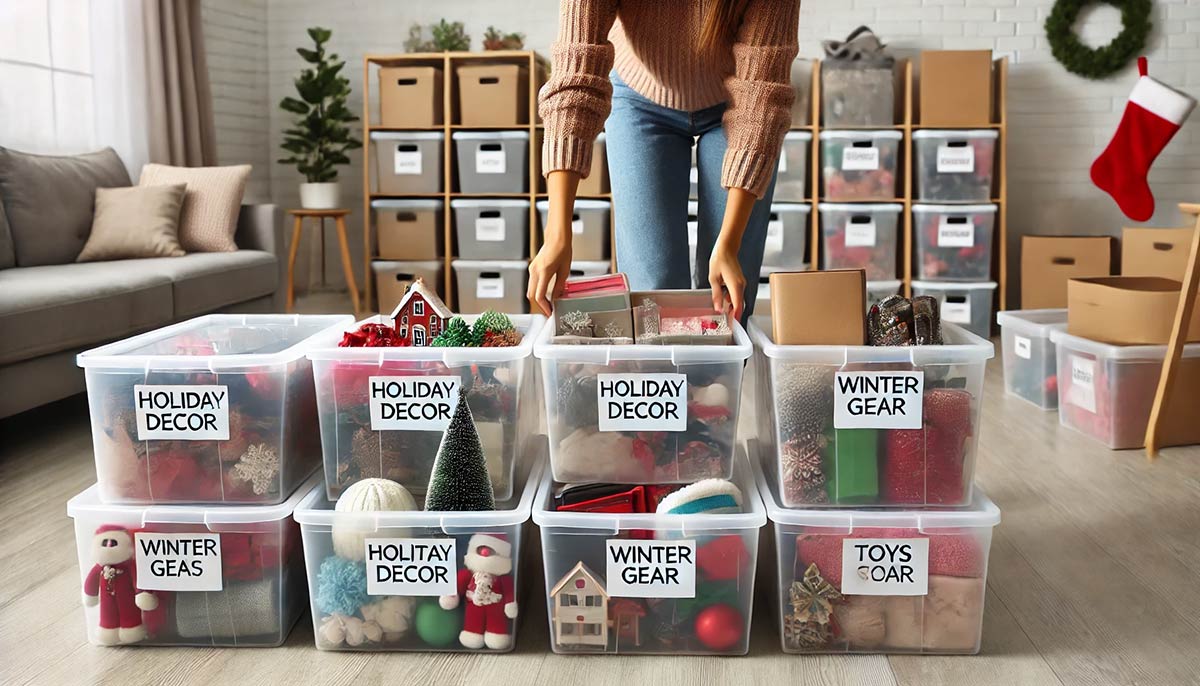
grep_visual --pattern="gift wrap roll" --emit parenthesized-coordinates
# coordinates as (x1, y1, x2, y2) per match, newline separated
(175, 579, 280, 639)
(826, 429, 879, 503)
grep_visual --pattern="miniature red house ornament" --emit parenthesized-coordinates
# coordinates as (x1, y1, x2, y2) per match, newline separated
(389, 277, 452, 347)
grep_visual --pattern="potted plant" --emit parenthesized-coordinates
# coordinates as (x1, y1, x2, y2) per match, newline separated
(278, 27, 361, 209)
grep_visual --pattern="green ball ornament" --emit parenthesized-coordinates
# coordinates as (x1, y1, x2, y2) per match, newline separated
(415, 601, 462, 647)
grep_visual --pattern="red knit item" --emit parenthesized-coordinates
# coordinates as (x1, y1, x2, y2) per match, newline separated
(882, 389, 972, 504)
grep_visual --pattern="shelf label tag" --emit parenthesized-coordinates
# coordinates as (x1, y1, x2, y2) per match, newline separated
(842, 146, 880, 171)
(1014, 335, 1032, 360)
(845, 218, 877, 247)
(134, 385, 229, 441)
(833, 371, 924, 430)
(368, 376, 460, 431)
(1067, 355, 1097, 413)
(365, 538, 457, 596)
(476, 148, 506, 174)
(942, 299, 972, 325)
(394, 148, 422, 175)
(476, 277, 505, 299)
(135, 533, 223, 592)
(475, 216, 506, 242)
(841, 538, 929, 596)
(606, 540, 696, 598)
(937, 144, 975, 174)
(597, 373, 687, 432)
(937, 216, 975, 247)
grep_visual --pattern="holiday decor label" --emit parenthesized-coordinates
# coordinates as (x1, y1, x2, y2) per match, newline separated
(475, 147, 506, 174)
(364, 538, 456, 596)
(476, 276, 505, 299)
(942, 299, 972, 325)
(845, 218, 877, 247)
(1067, 355, 1097, 413)
(1014, 335, 1032, 360)
(134, 385, 230, 441)
(605, 539, 696, 598)
(475, 216, 506, 242)
(394, 147, 422, 175)
(936, 144, 975, 174)
(596, 373, 688, 432)
(134, 533, 223, 592)
(937, 216, 975, 247)
(842, 145, 880, 171)
(833, 371, 924, 430)
(369, 376, 461, 431)
(840, 538, 929, 596)
(766, 217, 785, 254)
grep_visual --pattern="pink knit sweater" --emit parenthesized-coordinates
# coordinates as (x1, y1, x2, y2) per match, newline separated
(538, 0, 801, 198)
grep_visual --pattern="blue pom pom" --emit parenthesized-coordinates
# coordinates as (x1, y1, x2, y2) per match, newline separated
(316, 556, 370, 616)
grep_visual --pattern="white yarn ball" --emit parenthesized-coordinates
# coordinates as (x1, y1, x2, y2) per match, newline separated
(332, 478, 416, 560)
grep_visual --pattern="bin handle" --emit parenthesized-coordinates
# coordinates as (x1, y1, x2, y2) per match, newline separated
(396, 78, 418, 86)
(1153, 242, 1176, 252)
(479, 76, 500, 85)
(1051, 256, 1076, 265)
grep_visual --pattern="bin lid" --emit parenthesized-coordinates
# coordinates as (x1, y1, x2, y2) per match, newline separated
(912, 204, 998, 214)
(996, 309, 1067, 338)
(784, 130, 813, 141)
(769, 202, 811, 214)
(451, 259, 529, 271)
(911, 280, 998, 291)
(913, 129, 1000, 140)
(533, 312, 753, 365)
(536, 199, 611, 211)
(819, 130, 903, 140)
(370, 131, 444, 141)
(450, 198, 529, 209)
(451, 130, 530, 141)
(867, 279, 903, 291)
(306, 313, 545, 364)
(1048, 328, 1200, 360)
(371, 259, 442, 272)
(568, 261, 612, 276)
(818, 202, 903, 213)
(748, 316, 994, 365)
(371, 199, 443, 210)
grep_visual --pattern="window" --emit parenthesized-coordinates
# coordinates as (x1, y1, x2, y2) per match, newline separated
(413, 326, 427, 346)
(561, 623, 577, 635)
(582, 623, 602, 636)
(414, 300, 425, 316)
(560, 595, 578, 607)
(401, 315, 408, 325)
(585, 595, 602, 607)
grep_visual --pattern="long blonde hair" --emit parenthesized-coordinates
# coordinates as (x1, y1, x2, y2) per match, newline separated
(699, 0, 751, 58)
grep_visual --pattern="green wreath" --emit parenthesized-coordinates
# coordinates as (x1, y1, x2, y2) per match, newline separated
(1045, 0, 1152, 79)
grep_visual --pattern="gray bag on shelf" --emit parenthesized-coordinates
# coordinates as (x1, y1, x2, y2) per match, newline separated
(821, 26, 896, 127)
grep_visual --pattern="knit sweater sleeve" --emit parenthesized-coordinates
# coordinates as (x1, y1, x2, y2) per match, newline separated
(538, 0, 619, 178)
(720, 0, 801, 198)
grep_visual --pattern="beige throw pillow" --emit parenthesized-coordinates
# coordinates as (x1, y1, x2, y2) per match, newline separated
(139, 163, 250, 252)
(76, 184, 187, 262)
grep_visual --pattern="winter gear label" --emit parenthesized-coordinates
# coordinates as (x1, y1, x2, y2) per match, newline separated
(841, 538, 929, 596)
(937, 144, 975, 173)
(134, 533, 223, 592)
(842, 146, 880, 171)
(134, 385, 229, 441)
(1067, 356, 1097, 413)
(606, 540, 696, 598)
(937, 216, 975, 247)
(369, 376, 461, 431)
(596, 373, 688, 432)
(365, 538, 457, 596)
(833, 371, 924, 430)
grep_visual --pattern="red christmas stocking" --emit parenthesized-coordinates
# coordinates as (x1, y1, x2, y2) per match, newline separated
(1091, 57, 1196, 222)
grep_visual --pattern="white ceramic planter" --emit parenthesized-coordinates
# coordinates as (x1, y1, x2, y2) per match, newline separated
(299, 182, 340, 209)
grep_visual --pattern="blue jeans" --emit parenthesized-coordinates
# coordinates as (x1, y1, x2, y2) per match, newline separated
(605, 73, 778, 318)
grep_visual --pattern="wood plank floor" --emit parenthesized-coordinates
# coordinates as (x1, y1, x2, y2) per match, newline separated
(2, 358, 1198, 686)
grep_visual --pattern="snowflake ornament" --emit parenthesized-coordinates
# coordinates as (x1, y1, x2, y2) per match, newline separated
(560, 310, 593, 334)
(231, 443, 279, 495)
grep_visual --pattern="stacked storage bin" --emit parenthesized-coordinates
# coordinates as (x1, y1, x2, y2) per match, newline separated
(748, 315, 1002, 654)
(911, 130, 1000, 338)
(67, 314, 353, 646)
(996, 309, 1067, 410)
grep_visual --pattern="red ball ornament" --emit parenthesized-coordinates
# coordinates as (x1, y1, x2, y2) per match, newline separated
(694, 603, 743, 651)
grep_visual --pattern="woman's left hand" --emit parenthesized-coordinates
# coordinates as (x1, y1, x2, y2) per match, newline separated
(708, 242, 746, 321)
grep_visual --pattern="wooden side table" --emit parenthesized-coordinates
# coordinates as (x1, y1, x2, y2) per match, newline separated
(286, 209, 360, 314)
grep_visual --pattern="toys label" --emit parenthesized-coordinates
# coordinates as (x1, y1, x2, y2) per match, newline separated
(369, 376, 460, 431)
(596, 373, 688, 432)
(134, 385, 229, 441)
(845, 218, 877, 247)
(1067, 355, 1097, 413)
(1014, 335, 1032, 360)
(937, 216, 975, 247)
(942, 299, 972, 325)
(572, 217, 585, 235)
(606, 540, 696, 598)
(394, 148, 422, 175)
(475, 216, 506, 242)
(937, 144, 975, 174)
(476, 148, 506, 174)
(476, 277, 505, 299)
(766, 218, 785, 254)
(365, 538, 456, 596)
(833, 371, 924, 430)
(841, 538, 929, 596)
(134, 533, 223, 592)
(842, 146, 880, 171)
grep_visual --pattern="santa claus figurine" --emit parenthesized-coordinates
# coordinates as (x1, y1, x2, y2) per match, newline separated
(439, 532, 517, 650)
(82, 525, 159, 645)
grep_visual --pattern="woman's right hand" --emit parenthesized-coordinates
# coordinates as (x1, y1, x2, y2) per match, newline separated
(527, 230, 573, 316)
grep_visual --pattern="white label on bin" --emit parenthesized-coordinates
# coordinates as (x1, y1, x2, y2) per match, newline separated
(687, 220, 698, 246)
(134, 533, 223, 592)
(1014, 335, 1032, 360)
(833, 371, 924, 430)
(937, 144, 975, 174)
(597, 373, 688, 432)
(572, 217, 585, 235)
(476, 149, 506, 174)
(475, 216, 506, 242)
(937, 216, 975, 247)
(606, 539, 696, 598)
(942, 300, 972, 324)
(842, 146, 880, 171)
(394, 148, 423, 175)
(778, 153, 788, 173)
(766, 218, 785, 254)
(841, 538, 929, 596)
(134, 385, 229, 441)
(368, 376, 460, 431)
(365, 538, 456, 596)
(476, 277, 505, 299)
(689, 166, 698, 184)
(845, 219, 877, 247)
(1068, 355, 1097, 413)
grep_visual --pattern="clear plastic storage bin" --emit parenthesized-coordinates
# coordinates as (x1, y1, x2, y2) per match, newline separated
(538, 199, 611, 261)
(821, 66, 895, 128)
(534, 318, 753, 484)
(820, 131, 901, 201)
(913, 204, 996, 281)
(453, 131, 529, 194)
(374, 199, 443, 261)
(997, 310, 1067, 410)
(1049, 329, 1200, 449)
(453, 259, 529, 314)
(372, 131, 444, 195)
(752, 452, 999, 655)
(819, 203, 901, 280)
(763, 203, 811, 271)
(749, 316, 993, 508)
(78, 314, 353, 505)
(532, 454, 765, 655)
(910, 281, 997, 340)
(775, 131, 812, 202)
(66, 474, 316, 647)
(452, 199, 529, 260)
(295, 457, 542, 652)
(913, 130, 998, 203)
(307, 314, 545, 499)
(867, 280, 902, 308)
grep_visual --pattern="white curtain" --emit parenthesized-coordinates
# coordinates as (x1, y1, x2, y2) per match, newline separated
(90, 0, 151, 178)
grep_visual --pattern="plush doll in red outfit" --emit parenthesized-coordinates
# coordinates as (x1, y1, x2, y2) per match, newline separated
(82, 525, 159, 645)
(439, 532, 517, 650)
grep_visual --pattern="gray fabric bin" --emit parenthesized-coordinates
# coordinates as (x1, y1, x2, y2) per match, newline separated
(537, 199, 610, 261)
(452, 198, 529, 259)
(453, 259, 529, 314)
(371, 131, 443, 194)
(453, 131, 529, 194)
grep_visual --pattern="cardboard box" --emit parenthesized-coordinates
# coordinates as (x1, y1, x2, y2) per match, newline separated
(919, 50, 994, 126)
(1021, 235, 1116, 309)
(456, 64, 529, 127)
(379, 66, 443, 128)
(769, 270, 866, 345)
(1067, 276, 1200, 345)
(375, 201, 442, 260)
(1122, 226, 1194, 280)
